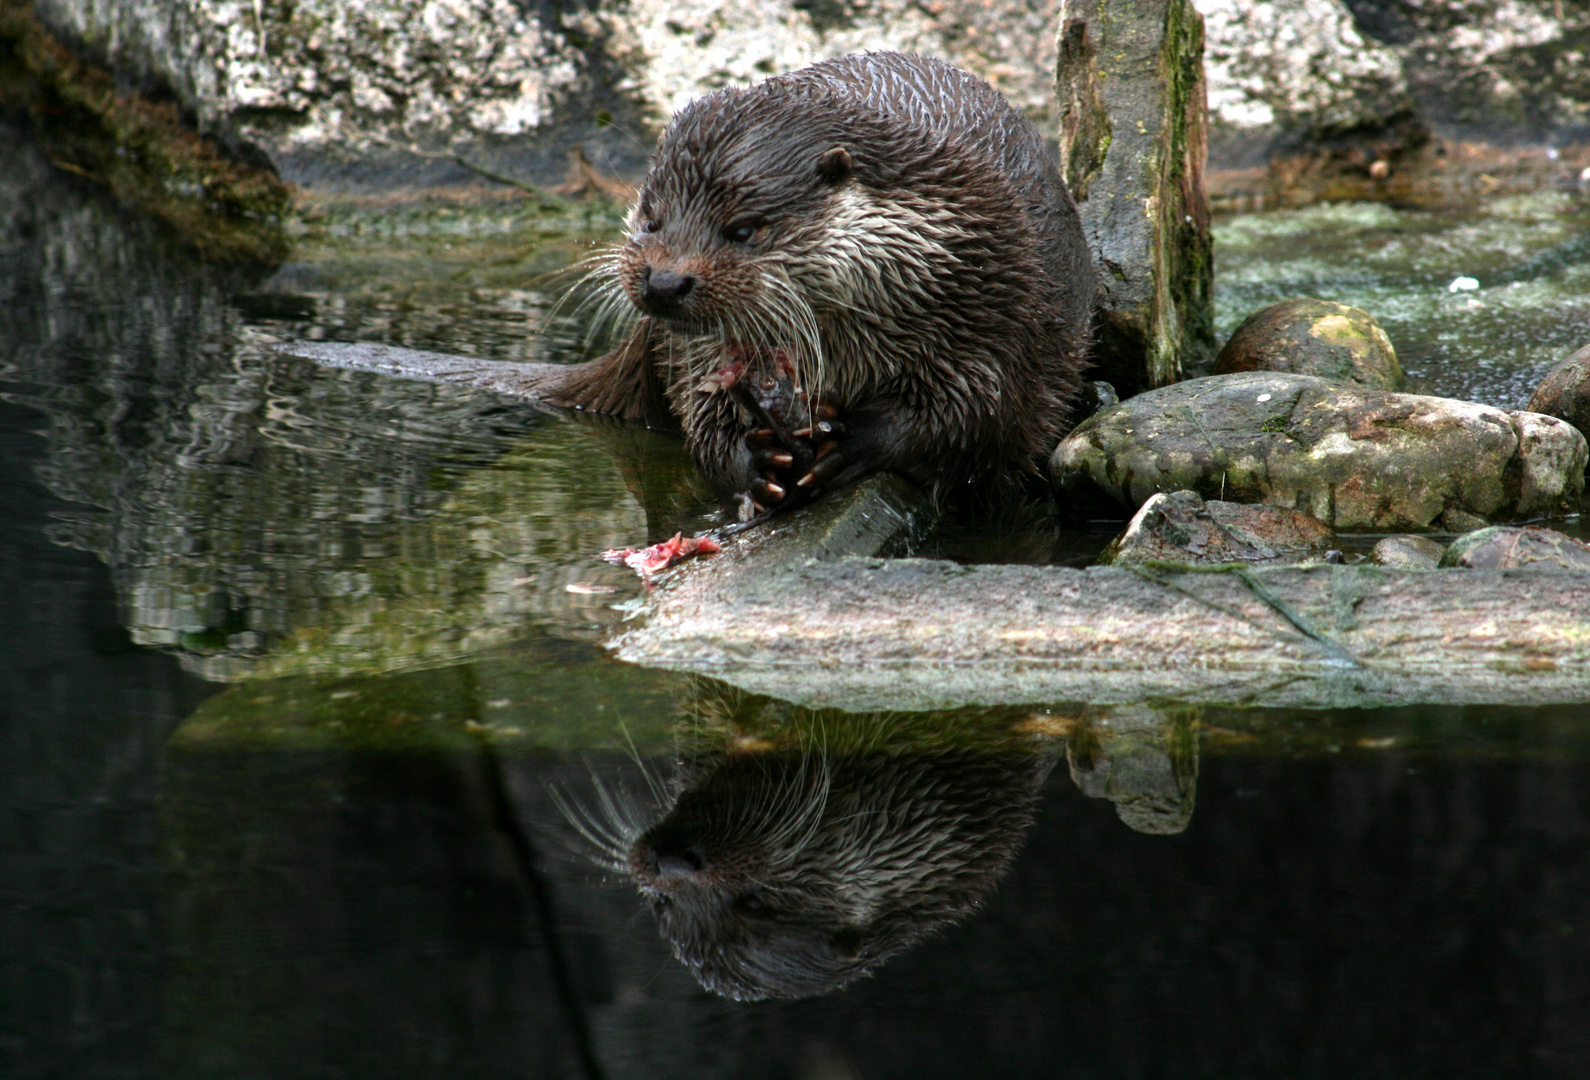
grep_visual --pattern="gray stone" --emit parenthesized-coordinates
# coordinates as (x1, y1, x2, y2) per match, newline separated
(1100, 489, 1331, 567)
(1057, 0, 1214, 396)
(1050, 372, 1587, 530)
(1370, 535, 1445, 570)
(1526, 342, 1590, 455)
(1213, 298, 1402, 391)
(1077, 379, 1120, 418)
(1440, 526, 1590, 571)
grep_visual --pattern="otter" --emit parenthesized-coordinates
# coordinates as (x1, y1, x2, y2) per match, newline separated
(547, 51, 1096, 518)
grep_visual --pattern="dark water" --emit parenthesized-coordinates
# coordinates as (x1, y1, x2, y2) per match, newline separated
(4, 104, 1590, 1080)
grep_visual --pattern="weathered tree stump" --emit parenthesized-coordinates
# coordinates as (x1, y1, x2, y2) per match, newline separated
(1056, 0, 1216, 396)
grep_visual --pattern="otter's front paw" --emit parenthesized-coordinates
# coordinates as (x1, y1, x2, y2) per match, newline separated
(742, 422, 811, 511)
(748, 406, 850, 502)
(788, 402, 850, 494)
(738, 398, 853, 512)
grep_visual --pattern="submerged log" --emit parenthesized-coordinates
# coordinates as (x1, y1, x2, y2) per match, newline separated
(274, 341, 570, 403)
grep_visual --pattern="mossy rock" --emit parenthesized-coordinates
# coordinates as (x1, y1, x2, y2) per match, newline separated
(1214, 298, 1403, 391)
(1439, 525, 1590, 570)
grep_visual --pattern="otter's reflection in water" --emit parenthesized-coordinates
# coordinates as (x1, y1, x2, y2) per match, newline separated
(560, 685, 1200, 1000)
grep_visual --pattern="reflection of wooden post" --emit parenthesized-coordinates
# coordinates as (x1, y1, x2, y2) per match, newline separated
(1057, 0, 1215, 397)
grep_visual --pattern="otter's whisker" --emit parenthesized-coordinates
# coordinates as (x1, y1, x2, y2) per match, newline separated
(758, 271, 827, 423)
(589, 763, 650, 842)
(620, 725, 670, 808)
(542, 249, 623, 324)
(547, 783, 633, 874)
(583, 287, 640, 352)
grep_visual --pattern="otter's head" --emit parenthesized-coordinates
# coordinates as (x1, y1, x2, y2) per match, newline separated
(624, 747, 1046, 1001)
(618, 83, 863, 333)
(611, 75, 963, 406)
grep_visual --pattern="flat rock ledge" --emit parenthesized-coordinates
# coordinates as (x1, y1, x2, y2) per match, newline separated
(1052, 372, 1587, 531)
(613, 479, 1590, 712)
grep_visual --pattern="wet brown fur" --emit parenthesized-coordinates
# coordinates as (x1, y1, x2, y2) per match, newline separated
(543, 51, 1096, 506)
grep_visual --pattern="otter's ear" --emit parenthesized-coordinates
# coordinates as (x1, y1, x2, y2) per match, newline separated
(829, 926, 864, 962)
(816, 147, 852, 186)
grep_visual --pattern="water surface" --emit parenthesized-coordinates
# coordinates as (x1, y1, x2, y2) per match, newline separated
(3, 108, 1589, 1078)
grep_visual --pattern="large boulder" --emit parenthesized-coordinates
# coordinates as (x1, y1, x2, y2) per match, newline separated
(1050, 372, 1587, 531)
(1440, 526, 1590, 571)
(1369, 535, 1444, 570)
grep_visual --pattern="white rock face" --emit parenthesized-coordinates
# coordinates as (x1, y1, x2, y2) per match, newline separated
(1195, 0, 1590, 144)
(1197, 0, 1408, 130)
(35, 0, 1063, 187)
(614, 0, 1062, 120)
(37, 0, 577, 149)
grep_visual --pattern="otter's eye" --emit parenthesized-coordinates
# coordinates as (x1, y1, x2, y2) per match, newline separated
(734, 891, 770, 913)
(724, 221, 759, 245)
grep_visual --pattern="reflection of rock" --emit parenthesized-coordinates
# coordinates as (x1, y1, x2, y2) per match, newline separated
(1052, 372, 1587, 530)
(0, 115, 696, 681)
(1065, 706, 1199, 835)
(1101, 489, 1332, 567)
(568, 685, 1063, 1000)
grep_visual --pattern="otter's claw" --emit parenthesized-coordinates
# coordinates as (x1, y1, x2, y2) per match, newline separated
(796, 442, 848, 489)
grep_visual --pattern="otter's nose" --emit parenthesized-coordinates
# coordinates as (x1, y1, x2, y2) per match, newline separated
(651, 845, 704, 878)
(641, 269, 696, 312)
